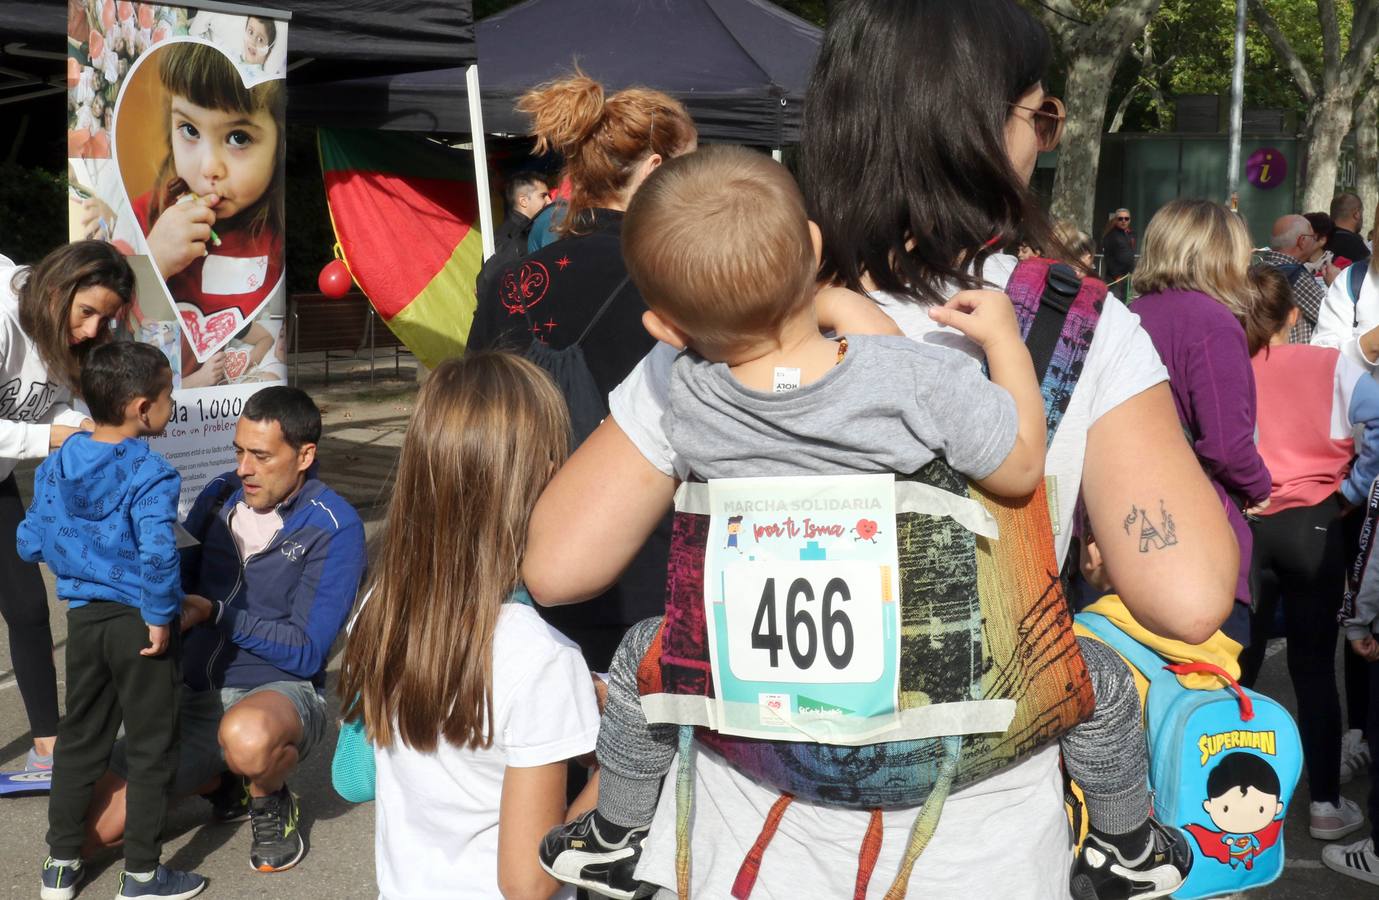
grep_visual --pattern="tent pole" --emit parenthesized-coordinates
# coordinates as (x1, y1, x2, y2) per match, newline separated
(466, 64, 496, 260)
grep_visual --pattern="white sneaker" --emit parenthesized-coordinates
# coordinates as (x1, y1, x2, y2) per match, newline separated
(1340, 729, 1371, 784)
(1323, 836, 1379, 886)
(1310, 797, 1366, 840)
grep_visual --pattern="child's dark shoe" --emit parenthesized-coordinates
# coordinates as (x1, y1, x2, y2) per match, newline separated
(115, 865, 206, 900)
(1070, 818, 1192, 900)
(539, 810, 652, 900)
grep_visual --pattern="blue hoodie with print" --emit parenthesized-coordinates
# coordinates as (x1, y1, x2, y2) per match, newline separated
(17, 435, 181, 625)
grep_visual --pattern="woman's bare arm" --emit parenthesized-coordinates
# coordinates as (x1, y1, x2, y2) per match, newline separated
(1081, 383, 1236, 644)
(524, 418, 677, 606)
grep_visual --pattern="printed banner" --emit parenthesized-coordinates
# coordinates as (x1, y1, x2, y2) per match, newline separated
(68, 0, 289, 510)
(703, 474, 902, 744)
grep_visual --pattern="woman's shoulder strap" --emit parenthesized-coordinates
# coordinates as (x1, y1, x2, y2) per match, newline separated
(1006, 258, 1107, 444)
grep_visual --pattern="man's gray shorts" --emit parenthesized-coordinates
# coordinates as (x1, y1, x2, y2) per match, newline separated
(111, 680, 329, 797)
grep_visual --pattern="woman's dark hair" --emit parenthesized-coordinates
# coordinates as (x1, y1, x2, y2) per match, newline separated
(242, 386, 322, 449)
(1242, 263, 1295, 357)
(1303, 212, 1334, 247)
(800, 0, 1059, 304)
(12, 240, 134, 394)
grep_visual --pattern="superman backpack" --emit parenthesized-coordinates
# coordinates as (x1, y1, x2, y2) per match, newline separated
(1077, 613, 1303, 899)
(636, 259, 1107, 899)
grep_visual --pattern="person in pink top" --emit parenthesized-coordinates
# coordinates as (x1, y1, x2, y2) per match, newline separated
(1239, 264, 1379, 847)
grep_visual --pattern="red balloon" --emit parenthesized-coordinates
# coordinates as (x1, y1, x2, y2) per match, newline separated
(318, 259, 353, 298)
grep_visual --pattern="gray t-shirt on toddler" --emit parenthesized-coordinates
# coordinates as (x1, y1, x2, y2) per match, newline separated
(665, 333, 1018, 481)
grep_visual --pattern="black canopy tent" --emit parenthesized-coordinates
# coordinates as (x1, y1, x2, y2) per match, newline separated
(290, 0, 821, 145)
(1, 0, 474, 107)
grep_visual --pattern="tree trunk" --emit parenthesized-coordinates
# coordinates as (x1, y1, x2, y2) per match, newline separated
(1357, 87, 1379, 227)
(1051, 54, 1118, 231)
(1301, 88, 1359, 212)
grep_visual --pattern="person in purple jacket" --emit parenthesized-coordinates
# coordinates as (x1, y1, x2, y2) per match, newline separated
(1132, 199, 1271, 647)
(81, 387, 366, 876)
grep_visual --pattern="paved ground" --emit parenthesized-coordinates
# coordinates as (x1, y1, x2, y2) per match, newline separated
(0, 353, 1373, 898)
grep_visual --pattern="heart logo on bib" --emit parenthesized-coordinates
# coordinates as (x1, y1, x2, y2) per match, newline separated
(854, 519, 879, 542)
(112, 36, 286, 365)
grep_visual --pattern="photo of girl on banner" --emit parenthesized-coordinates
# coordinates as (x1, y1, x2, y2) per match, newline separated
(117, 38, 286, 367)
(67, 1, 289, 381)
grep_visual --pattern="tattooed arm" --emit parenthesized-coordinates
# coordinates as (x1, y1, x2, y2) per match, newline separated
(1082, 383, 1237, 644)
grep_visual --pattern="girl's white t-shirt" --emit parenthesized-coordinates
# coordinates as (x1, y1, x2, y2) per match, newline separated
(373, 602, 600, 900)
(606, 254, 1169, 898)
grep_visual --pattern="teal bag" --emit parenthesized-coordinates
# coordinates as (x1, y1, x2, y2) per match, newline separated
(1078, 612, 1303, 899)
(332, 707, 375, 804)
(330, 588, 535, 804)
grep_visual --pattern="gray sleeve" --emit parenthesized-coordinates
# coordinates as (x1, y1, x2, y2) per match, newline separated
(1344, 544, 1379, 641)
(920, 352, 1020, 481)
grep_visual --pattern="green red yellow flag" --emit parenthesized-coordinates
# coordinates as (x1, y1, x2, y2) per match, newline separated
(318, 128, 483, 368)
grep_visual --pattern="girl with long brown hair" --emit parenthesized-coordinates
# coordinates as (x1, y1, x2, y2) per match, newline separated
(466, 72, 697, 672)
(339, 352, 601, 899)
(0, 240, 132, 777)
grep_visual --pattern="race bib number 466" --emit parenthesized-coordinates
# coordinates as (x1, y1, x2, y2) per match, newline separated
(704, 474, 901, 744)
(723, 562, 887, 684)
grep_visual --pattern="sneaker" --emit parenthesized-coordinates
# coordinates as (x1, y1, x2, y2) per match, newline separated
(248, 785, 305, 872)
(203, 771, 251, 823)
(115, 865, 206, 899)
(1310, 797, 1366, 840)
(1069, 819, 1192, 900)
(1340, 729, 1371, 785)
(539, 810, 652, 900)
(1323, 836, 1379, 886)
(39, 857, 83, 900)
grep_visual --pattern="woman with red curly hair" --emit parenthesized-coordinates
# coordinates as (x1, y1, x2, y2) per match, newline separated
(467, 73, 696, 671)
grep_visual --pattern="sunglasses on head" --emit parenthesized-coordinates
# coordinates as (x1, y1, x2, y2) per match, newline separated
(1008, 96, 1066, 153)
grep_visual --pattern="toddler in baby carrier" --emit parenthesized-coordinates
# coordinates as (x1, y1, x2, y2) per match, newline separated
(542, 251, 1173, 899)
(539, 147, 1170, 899)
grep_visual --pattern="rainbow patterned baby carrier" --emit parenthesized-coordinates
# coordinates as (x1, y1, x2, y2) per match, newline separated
(637, 259, 1109, 898)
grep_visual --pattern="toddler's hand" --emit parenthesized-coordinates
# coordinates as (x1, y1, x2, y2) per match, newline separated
(815, 286, 902, 337)
(145, 193, 219, 279)
(927, 290, 1020, 350)
(141, 623, 171, 657)
(1352, 635, 1379, 662)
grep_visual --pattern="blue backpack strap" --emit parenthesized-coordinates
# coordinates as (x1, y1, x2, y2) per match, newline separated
(1076, 611, 1175, 689)
(1350, 261, 1368, 304)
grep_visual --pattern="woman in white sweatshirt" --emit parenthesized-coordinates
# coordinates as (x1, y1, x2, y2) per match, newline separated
(0, 241, 133, 774)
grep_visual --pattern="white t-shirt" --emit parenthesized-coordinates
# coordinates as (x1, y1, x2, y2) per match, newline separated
(373, 603, 601, 900)
(1311, 263, 1379, 371)
(607, 254, 1169, 898)
(0, 265, 89, 481)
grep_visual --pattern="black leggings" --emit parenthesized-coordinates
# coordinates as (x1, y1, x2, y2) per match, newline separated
(1240, 496, 1352, 805)
(0, 473, 59, 738)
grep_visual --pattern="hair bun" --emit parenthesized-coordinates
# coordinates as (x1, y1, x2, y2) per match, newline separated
(518, 73, 605, 154)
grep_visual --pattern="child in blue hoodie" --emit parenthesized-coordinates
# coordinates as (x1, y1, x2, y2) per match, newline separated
(20, 341, 207, 900)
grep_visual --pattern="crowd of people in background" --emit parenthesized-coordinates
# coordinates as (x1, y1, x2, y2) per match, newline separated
(8, 0, 1379, 899)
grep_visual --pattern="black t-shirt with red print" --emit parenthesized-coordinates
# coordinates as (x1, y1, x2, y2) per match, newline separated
(467, 207, 666, 665)
(467, 208, 656, 403)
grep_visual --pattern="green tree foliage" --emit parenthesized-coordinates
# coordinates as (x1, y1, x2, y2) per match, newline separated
(0, 164, 66, 266)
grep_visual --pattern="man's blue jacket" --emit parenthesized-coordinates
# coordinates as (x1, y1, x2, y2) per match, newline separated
(180, 471, 366, 691)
